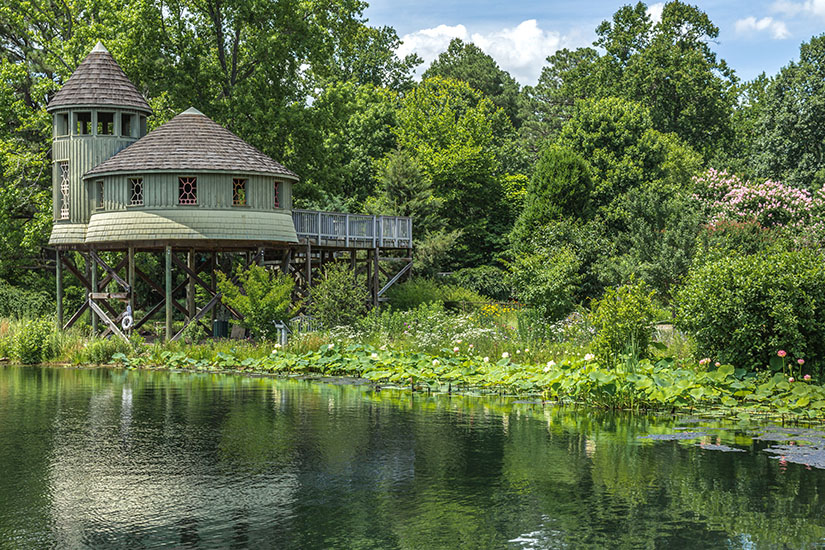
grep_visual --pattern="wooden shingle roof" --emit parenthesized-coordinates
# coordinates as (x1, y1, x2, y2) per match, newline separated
(85, 108, 298, 179)
(48, 42, 152, 114)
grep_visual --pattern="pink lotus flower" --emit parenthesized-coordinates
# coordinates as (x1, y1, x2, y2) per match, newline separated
(798, 358, 805, 366)
(789, 377, 795, 383)
(804, 374, 812, 381)
(778, 350, 787, 358)
(715, 362, 721, 367)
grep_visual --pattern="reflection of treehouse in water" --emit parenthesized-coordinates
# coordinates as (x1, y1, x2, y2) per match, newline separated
(48, 42, 412, 341)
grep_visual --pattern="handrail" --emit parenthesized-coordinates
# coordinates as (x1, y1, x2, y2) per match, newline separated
(292, 209, 412, 248)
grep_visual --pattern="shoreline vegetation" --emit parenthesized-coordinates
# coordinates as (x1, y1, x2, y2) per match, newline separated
(4, 330, 823, 424)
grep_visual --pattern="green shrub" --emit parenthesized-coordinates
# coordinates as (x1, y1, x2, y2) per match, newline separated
(73, 337, 133, 365)
(676, 248, 825, 372)
(510, 145, 593, 245)
(387, 278, 488, 311)
(0, 281, 51, 319)
(446, 266, 512, 301)
(591, 280, 656, 367)
(15, 317, 55, 364)
(511, 246, 580, 321)
(308, 262, 369, 328)
(217, 264, 300, 340)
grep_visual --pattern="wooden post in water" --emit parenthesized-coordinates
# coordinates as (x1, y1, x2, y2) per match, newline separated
(165, 246, 172, 341)
(55, 250, 63, 327)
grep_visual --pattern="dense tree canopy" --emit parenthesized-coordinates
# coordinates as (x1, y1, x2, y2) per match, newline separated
(2, 0, 825, 324)
(753, 34, 825, 190)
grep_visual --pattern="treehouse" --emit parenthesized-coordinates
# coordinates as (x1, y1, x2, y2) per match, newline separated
(49, 42, 412, 341)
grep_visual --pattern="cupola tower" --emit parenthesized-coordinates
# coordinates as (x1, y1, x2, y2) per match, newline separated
(48, 41, 152, 246)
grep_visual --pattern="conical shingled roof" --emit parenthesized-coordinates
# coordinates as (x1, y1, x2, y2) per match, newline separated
(47, 42, 152, 113)
(85, 108, 298, 179)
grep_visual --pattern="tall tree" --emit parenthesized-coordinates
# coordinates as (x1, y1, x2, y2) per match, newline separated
(424, 38, 522, 127)
(393, 77, 516, 267)
(524, 1, 737, 159)
(753, 34, 825, 190)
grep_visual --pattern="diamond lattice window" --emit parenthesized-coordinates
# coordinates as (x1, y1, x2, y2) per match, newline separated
(233, 178, 247, 206)
(178, 177, 197, 205)
(274, 182, 280, 208)
(129, 178, 144, 206)
(59, 162, 69, 219)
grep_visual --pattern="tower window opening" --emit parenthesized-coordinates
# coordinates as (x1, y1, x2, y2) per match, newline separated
(274, 182, 280, 208)
(59, 162, 70, 219)
(129, 178, 144, 206)
(95, 180, 104, 208)
(233, 178, 247, 206)
(97, 112, 114, 135)
(139, 116, 147, 137)
(75, 112, 91, 135)
(178, 177, 198, 205)
(55, 113, 69, 136)
(120, 113, 134, 137)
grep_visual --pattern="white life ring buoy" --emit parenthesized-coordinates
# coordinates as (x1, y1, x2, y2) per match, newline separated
(121, 315, 134, 330)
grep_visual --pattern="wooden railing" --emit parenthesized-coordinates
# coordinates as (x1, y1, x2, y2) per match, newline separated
(292, 210, 412, 248)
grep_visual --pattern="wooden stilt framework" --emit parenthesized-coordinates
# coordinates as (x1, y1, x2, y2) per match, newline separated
(54, 211, 413, 341)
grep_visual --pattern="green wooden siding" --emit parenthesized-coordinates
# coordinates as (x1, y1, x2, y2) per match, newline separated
(49, 107, 143, 245)
(97, 173, 292, 212)
(49, 107, 298, 247)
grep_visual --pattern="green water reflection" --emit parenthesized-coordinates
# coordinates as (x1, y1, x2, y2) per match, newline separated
(1, 365, 824, 549)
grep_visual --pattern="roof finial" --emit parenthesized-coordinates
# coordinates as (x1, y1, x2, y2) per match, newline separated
(181, 107, 204, 116)
(91, 41, 108, 53)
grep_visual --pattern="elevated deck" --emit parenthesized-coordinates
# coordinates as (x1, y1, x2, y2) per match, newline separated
(292, 210, 412, 249)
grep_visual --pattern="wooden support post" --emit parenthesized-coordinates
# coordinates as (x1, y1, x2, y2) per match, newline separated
(366, 248, 372, 300)
(305, 241, 312, 288)
(90, 252, 98, 333)
(372, 246, 380, 307)
(211, 252, 217, 325)
(55, 250, 63, 327)
(281, 249, 291, 276)
(165, 246, 172, 341)
(127, 247, 135, 315)
(186, 249, 196, 322)
(350, 250, 357, 272)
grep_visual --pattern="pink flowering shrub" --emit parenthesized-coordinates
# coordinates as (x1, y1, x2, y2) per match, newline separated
(692, 168, 825, 244)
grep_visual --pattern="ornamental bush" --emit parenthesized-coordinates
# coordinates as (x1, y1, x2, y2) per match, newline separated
(308, 262, 369, 328)
(15, 317, 55, 364)
(590, 280, 656, 367)
(217, 265, 299, 340)
(676, 248, 825, 372)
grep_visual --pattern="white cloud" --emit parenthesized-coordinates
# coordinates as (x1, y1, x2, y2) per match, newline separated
(398, 19, 572, 85)
(647, 2, 665, 24)
(397, 24, 468, 65)
(734, 16, 791, 39)
(470, 20, 564, 85)
(772, 0, 825, 18)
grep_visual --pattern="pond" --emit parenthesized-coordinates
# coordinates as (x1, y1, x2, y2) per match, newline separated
(1, 366, 825, 549)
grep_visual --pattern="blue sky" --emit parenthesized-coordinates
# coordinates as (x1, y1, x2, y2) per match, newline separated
(364, 0, 825, 85)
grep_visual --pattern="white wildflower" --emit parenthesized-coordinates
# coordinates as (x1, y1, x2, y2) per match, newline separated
(327, 343, 335, 350)
(584, 353, 595, 361)
(502, 352, 510, 359)
(370, 353, 379, 360)
(432, 359, 440, 366)
(483, 357, 490, 363)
